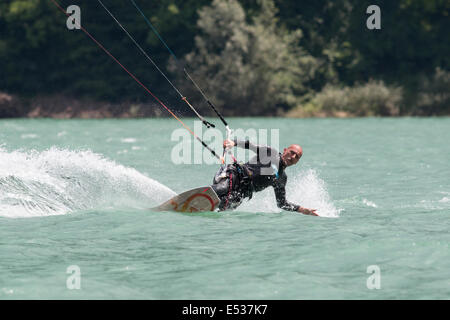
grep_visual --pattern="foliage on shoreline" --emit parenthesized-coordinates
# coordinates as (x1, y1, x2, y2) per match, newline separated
(0, 0, 448, 118)
(0, 93, 164, 118)
(169, 0, 319, 116)
(287, 80, 402, 117)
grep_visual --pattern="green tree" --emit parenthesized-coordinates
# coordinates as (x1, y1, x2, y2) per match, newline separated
(171, 0, 319, 116)
(0, 0, 209, 103)
(348, 0, 450, 82)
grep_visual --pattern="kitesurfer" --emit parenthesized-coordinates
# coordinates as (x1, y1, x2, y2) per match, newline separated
(211, 139, 318, 215)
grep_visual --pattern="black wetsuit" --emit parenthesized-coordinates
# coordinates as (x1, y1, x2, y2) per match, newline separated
(211, 139, 300, 211)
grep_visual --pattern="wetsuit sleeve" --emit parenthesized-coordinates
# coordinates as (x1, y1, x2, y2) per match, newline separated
(273, 177, 300, 212)
(233, 138, 276, 158)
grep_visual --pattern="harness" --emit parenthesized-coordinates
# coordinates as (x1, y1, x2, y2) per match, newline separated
(229, 163, 254, 200)
(217, 154, 284, 211)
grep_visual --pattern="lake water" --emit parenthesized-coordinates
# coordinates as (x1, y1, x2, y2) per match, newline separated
(0, 117, 449, 299)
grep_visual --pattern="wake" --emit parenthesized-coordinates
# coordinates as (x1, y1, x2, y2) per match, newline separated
(0, 147, 175, 218)
(0, 146, 340, 218)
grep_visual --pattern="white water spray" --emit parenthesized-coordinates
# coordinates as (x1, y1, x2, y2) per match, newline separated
(0, 147, 175, 218)
(239, 169, 341, 218)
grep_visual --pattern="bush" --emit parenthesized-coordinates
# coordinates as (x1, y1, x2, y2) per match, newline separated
(287, 80, 403, 117)
(0, 92, 27, 118)
(414, 68, 450, 115)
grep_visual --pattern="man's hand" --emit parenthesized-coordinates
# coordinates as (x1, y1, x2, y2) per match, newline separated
(298, 206, 318, 216)
(223, 139, 235, 149)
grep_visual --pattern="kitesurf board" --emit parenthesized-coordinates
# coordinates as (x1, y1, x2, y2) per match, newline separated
(153, 186, 220, 212)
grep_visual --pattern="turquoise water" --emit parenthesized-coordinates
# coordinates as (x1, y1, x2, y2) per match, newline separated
(0, 117, 449, 299)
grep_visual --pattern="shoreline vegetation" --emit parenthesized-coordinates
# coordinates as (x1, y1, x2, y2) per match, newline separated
(1, 89, 449, 119)
(0, 92, 164, 119)
(2, 69, 448, 119)
(0, 0, 448, 119)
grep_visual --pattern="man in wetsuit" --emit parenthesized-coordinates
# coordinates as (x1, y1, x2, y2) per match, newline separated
(211, 138, 318, 216)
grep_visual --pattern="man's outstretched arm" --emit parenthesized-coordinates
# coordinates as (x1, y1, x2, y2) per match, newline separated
(273, 182, 318, 216)
(223, 138, 275, 157)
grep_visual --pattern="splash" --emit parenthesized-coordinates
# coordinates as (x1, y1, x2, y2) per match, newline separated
(438, 197, 450, 203)
(0, 147, 175, 218)
(363, 198, 378, 208)
(239, 169, 341, 217)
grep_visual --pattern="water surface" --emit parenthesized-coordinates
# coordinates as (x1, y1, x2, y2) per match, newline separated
(0, 118, 449, 299)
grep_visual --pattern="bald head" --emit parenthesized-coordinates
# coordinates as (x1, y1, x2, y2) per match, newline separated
(281, 144, 303, 167)
(289, 144, 303, 156)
